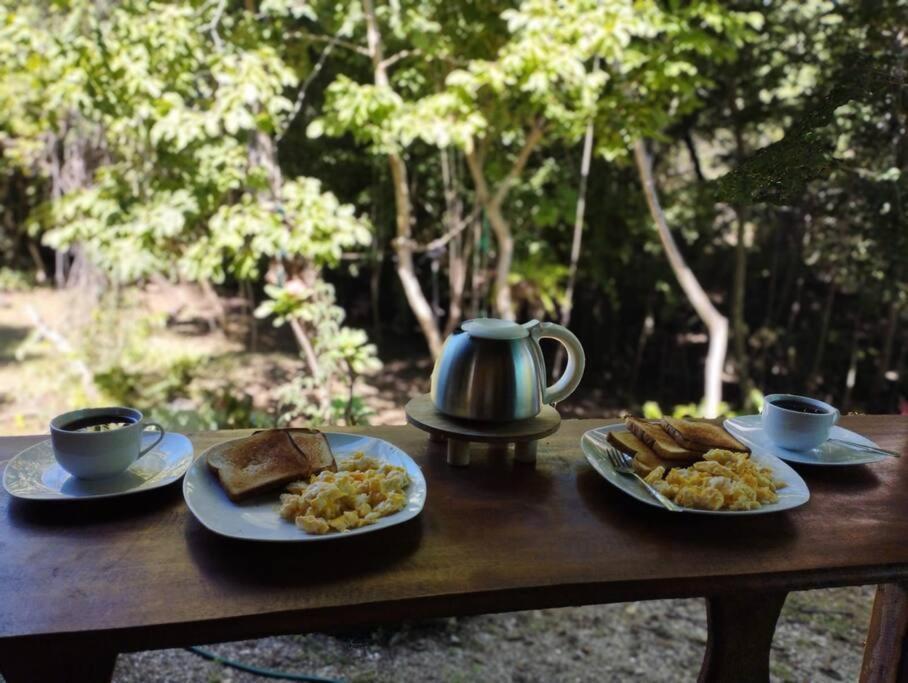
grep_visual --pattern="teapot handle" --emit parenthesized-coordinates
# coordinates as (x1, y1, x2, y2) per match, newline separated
(525, 322, 586, 406)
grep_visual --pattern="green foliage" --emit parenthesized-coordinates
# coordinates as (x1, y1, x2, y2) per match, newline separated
(0, 0, 904, 422)
(642, 400, 736, 420)
(0, 267, 33, 292)
(256, 277, 381, 424)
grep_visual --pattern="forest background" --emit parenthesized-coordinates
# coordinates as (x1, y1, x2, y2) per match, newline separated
(0, 0, 905, 435)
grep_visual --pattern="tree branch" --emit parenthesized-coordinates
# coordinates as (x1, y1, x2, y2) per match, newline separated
(295, 30, 369, 57)
(379, 49, 418, 70)
(491, 118, 545, 208)
(276, 32, 341, 143)
(202, 0, 227, 49)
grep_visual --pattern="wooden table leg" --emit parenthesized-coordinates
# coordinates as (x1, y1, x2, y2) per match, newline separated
(447, 439, 471, 466)
(514, 440, 537, 464)
(860, 583, 908, 683)
(698, 591, 787, 683)
(0, 638, 117, 683)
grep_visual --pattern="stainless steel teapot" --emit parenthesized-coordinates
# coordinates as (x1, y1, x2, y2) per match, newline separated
(430, 318, 586, 422)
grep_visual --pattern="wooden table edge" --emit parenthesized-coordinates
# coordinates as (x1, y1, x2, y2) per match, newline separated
(3, 563, 907, 653)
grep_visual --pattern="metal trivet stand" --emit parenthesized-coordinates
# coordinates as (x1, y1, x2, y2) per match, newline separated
(405, 394, 561, 467)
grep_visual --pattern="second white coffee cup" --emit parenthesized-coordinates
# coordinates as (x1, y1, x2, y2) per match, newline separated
(761, 393, 839, 451)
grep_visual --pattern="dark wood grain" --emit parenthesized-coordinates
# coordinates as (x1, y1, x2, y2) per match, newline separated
(0, 416, 906, 660)
(861, 583, 908, 683)
(698, 592, 787, 683)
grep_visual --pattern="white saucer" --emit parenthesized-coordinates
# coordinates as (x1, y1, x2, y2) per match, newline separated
(3, 432, 194, 501)
(724, 415, 887, 466)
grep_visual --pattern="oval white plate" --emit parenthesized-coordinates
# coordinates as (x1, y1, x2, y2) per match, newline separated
(724, 415, 888, 466)
(183, 433, 427, 541)
(581, 424, 810, 515)
(3, 432, 194, 501)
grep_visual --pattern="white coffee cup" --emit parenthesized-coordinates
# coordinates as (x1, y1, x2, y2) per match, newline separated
(50, 407, 165, 480)
(761, 394, 839, 451)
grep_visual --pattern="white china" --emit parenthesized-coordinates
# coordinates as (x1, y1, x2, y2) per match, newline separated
(3, 432, 193, 501)
(725, 415, 888, 466)
(761, 394, 839, 451)
(581, 423, 810, 515)
(183, 432, 427, 542)
(50, 406, 165, 479)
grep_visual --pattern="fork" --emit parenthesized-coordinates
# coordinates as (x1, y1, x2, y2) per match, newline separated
(827, 438, 901, 458)
(585, 433, 680, 512)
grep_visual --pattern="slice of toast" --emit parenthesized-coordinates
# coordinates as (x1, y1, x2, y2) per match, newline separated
(624, 417, 700, 461)
(607, 430, 697, 476)
(607, 430, 672, 476)
(207, 429, 335, 502)
(286, 428, 337, 474)
(661, 417, 749, 453)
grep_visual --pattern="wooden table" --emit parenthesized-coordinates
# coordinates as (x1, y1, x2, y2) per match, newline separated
(1, 417, 907, 682)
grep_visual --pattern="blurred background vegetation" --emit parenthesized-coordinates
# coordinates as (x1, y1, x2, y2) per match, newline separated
(0, 0, 904, 434)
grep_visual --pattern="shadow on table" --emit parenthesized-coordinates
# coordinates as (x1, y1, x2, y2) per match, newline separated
(184, 512, 424, 589)
(5, 482, 183, 528)
(789, 461, 882, 491)
(421, 438, 557, 498)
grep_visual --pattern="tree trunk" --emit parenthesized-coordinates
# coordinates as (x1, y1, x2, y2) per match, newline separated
(363, 0, 442, 357)
(729, 92, 753, 407)
(630, 300, 655, 393)
(553, 115, 595, 377)
(441, 148, 468, 336)
(683, 131, 705, 182)
(871, 293, 901, 407)
(842, 313, 862, 413)
(731, 208, 753, 404)
(289, 316, 321, 380)
(634, 140, 728, 418)
(465, 121, 545, 321)
(807, 281, 836, 393)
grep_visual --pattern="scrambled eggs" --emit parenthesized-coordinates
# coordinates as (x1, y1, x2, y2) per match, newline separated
(279, 452, 410, 534)
(644, 449, 786, 511)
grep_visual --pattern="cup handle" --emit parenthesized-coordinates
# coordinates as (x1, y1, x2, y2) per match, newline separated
(832, 408, 840, 425)
(138, 422, 166, 457)
(527, 322, 586, 405)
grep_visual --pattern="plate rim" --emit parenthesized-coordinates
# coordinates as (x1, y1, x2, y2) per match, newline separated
(724, 415, 886, 466)
(183, 432, 427, 542)
(581, 423, 810, 515)
(2, 432, 194, 501)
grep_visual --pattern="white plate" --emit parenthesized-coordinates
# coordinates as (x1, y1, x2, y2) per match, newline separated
(725, 415, 888, 466)
(581, 424, 810, 515)
(3, 432, 193, 501)
(183, 433, 427, 541)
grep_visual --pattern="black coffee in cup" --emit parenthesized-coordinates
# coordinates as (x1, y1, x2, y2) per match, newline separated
(769, 398, 829, 415)
(59, 414, 138, 432)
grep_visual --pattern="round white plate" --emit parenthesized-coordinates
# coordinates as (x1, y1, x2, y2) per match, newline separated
(183, 433, 427, 541)
(581, 424, 810, 515)
(724, 415, 888, 466)
(3, 432, 194, 501)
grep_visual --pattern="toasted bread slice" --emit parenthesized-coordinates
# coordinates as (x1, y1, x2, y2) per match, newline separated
(624, 417, 700, 461)
(207, 429, 335, 502)
(286, 428, 337, 474)
(608, 430, 697, 476)
(661, 418, 749, 453)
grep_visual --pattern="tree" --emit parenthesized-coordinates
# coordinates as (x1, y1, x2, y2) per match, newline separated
(0, 0, 382, 422)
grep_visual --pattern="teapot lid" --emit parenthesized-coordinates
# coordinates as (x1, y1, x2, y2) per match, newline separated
(461, 318, 529, 340)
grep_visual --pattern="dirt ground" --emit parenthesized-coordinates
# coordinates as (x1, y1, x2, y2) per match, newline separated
(112, 586, 875, 682)
(0, 287, 880, 682)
